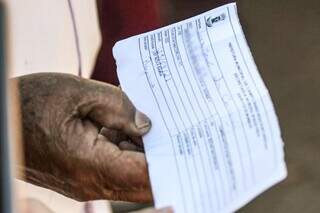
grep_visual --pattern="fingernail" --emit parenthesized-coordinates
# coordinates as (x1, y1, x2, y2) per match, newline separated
(157, 207, 174, 213)
(135, 111, 151, 134)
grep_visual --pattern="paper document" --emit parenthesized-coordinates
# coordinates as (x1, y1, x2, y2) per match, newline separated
(113, 3, 287, 213)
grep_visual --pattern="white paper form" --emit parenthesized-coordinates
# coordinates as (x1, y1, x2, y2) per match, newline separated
(113, 3, 287, 213)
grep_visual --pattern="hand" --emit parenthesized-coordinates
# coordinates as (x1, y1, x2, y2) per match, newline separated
(14, 73, 152, 202)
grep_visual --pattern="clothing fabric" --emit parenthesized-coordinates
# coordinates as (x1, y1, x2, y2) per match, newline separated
(92, 0, 162, 85)
(6, 0, 101, 78)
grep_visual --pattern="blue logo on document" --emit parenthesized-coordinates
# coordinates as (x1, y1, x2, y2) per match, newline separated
(206, 13, 226, 27)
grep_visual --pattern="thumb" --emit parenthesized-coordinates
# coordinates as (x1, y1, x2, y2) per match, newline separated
(79, 79, 151, 137)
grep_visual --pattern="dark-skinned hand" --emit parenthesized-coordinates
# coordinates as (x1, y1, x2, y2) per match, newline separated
(13, 73, 153, 203)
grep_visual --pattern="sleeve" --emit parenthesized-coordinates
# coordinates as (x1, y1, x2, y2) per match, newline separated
(5, 0, 101, 78)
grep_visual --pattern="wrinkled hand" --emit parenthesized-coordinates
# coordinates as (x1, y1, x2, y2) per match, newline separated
(14, 73, 152, 202)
